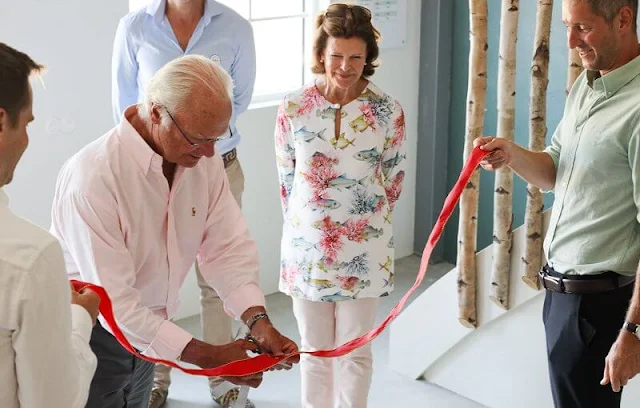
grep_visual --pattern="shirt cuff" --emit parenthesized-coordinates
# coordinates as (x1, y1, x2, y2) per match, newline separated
(542, 148, 559, 171)
(540, 149, 558, 193)
(223, 283, 266, 319)
(144, 320, 193, 361)
(70, 304, 94, 344)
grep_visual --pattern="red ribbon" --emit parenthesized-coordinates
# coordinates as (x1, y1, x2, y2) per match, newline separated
(72, 147, 488, 377)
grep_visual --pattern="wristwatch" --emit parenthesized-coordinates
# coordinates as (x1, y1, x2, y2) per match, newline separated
(245, 312, 270, 330)
(623, 321, 640, 340)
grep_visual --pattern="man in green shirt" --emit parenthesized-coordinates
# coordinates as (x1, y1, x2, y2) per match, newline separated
(476, 0, 640, 406)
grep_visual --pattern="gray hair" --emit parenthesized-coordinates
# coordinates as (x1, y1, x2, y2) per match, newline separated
(581, 0, 638, 31)
(140, 55, 234, 127)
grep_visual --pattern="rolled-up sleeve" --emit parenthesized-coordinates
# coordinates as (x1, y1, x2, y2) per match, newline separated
(196, 159, 265, 318)
(544, 118, 563, 171)
(51, 191, 192, 360)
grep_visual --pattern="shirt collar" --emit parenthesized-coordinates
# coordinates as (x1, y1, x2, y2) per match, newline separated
(0, 189, 8, 207)
(117, 106, 164, 176)
(363, 81, 382, 97)
(203, 0, 225, 22)
(587, 54, 640, 98)
(147, 0, 224, 25)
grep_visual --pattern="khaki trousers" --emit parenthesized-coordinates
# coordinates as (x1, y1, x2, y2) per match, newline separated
(153, 159, 245, 399)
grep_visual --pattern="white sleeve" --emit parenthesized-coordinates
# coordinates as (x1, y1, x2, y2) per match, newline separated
(13, 240, 97, 408)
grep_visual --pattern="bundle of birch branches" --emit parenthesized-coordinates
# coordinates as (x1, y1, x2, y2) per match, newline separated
(457, 0, 583, 327)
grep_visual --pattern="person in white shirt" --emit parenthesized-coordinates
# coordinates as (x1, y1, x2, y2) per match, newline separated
(0, 42, 101, 408)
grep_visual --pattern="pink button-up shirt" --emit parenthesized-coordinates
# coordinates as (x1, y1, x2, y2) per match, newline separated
(50, 106, 265, 361)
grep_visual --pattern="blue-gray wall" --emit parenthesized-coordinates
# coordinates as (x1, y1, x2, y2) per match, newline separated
(414, 0, 453, 262)
(442, 0, 569, 262)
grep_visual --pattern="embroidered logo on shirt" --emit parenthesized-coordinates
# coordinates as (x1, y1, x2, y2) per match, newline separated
(210, 54, 221, 63)
(192, 207, 196, 217)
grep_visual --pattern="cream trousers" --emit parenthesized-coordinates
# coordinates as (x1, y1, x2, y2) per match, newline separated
(292, 296, 379, 408)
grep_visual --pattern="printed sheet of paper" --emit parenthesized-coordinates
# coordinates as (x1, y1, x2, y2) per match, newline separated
(357, 0, 408, 49)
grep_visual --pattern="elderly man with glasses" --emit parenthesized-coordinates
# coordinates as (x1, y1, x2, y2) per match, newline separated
(111, 1, 256, 405)
(50, 55, 298, 408)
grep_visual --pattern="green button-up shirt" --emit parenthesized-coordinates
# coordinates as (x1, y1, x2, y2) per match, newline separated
(543, 55, 640, 276)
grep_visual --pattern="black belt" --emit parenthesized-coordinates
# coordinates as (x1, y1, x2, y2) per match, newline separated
(221, 148, 237, 168)
(540, 264, 635, 294)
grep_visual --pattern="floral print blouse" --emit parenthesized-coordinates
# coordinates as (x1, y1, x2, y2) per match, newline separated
(274, 81, 406, 302)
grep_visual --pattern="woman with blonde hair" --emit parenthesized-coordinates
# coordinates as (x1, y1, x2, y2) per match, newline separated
(274, 4, 406, 407)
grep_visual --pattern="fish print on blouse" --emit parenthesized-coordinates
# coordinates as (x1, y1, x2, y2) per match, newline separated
(275, 82, 407, 302)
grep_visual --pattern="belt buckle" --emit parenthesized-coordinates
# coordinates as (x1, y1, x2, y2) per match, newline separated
(223, 149, 237, 167)
(540, 270, 565, 292)
(539, 270, 548, 290)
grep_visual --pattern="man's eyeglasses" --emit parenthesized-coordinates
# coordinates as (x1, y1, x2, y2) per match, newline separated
(164, 108, 232, 147)
(325, 3, 372, 21)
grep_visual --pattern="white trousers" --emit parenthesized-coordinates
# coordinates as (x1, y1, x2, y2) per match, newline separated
(292, 297, 379, 408)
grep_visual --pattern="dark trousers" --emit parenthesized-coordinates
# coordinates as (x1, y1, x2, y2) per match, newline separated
(85, 322, 155, 408)
(543, 283, 633, 408)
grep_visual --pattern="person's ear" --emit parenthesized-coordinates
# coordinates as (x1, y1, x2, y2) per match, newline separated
(149, 103, 163, 125)
(0, 109, 8, 135)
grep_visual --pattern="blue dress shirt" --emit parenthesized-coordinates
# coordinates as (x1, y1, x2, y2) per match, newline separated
(111, 0, 256, 154)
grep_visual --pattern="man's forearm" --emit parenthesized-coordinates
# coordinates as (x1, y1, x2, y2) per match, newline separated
(508, 144, 556, 191)
(181, 338, 214, 367)
(624, 263, 640, 323)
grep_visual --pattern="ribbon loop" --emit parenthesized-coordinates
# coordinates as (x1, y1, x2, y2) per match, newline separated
(72, 147, 489, 376)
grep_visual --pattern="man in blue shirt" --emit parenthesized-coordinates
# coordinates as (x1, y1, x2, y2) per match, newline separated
(111, 1, 256, 407)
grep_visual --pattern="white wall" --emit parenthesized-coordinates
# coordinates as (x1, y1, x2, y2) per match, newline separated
(1, 0, 127, 227)
(1, 0, 422, 320)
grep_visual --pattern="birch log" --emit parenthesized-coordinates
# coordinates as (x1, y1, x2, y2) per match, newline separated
(490, 0, 519, 310)
(567, 48, 584, 95)
(457, 0, 488, 329)
(522, 0, 553, 290)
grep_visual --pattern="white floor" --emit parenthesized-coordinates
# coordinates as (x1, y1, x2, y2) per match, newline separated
(164, 255, 486, 407)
